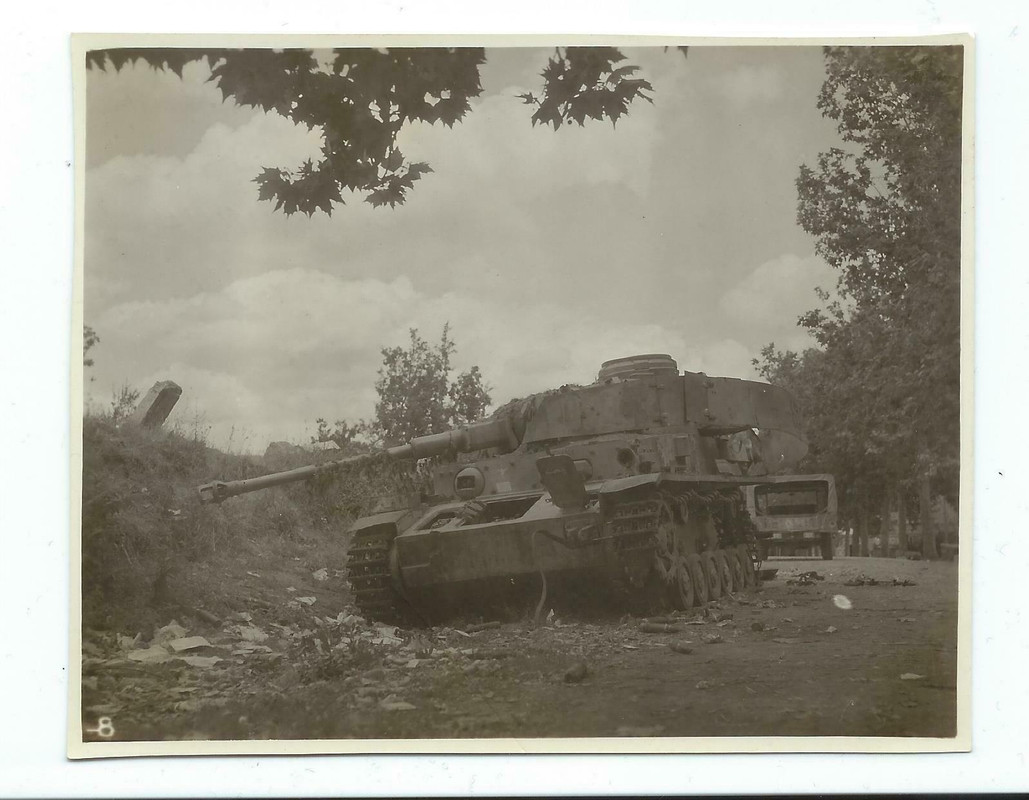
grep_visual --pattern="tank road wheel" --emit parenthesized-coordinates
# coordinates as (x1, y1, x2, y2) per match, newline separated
(725, 548, 746, 592)
(671, 555, 696, 610)
(701, 551, 722, 600)
(714, 549, 735, 595)
(652, 499, 696, 611)
(736, 543, 756, 589)
(686, 553, 709, 606)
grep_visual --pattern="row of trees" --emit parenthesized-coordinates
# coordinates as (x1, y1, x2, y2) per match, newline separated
(755, 46, 963, 557)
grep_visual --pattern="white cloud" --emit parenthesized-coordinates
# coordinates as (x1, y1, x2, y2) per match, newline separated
(82, 50, 845, 453)
(89, 266, 764, 452)
(717, 64, 787, 109)
(719, 253, 836, 338)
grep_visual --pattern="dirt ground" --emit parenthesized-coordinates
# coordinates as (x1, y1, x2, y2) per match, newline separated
(80, 555, 958, 743)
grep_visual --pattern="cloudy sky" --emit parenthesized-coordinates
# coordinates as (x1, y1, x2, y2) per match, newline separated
(84, 45, 842, 452)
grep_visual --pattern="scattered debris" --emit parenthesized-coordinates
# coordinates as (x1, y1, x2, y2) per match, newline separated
(844, 574, 917, 587)
(772, 638, 801, 645)
(898, 617, 917, 623)
(750, 622, 765, 632)
(703, 633, 723, 645)
(178, 655, 222, 669)
(191, 608, 221, 626)
(832, 595, 853, 610)
(786, 571, 825, 586)
(153, 621, 188, 644)
(295, 596, 317, 606)
(695, 680, 711, 690)
(127, 645, 172, 664)
(465, 621, 501, 633)
(716, 619, 734, 628)
(640, 622, 684, 634)
(670, 641, 694, 655)
(900, 673, 926, 681)
(820, 626, 838, 635)
(563, 662, 589, 683)
(168, 636, 211, 652)
(311, 568, 329, 582)
(237, 625, 269, 643)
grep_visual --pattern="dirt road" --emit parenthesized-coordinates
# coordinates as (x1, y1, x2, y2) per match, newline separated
(81, 555, 958, 743)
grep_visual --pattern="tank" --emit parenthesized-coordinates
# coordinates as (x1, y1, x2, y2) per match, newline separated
(198, 354, 809, 624)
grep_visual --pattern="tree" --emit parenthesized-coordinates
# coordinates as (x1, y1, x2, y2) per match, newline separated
(759, 45, 963, 557)
(312, 324, 491, 449)
(370, 324, 491, 446)
(86, 46, 677, 216)
(83, 325, 99, 368)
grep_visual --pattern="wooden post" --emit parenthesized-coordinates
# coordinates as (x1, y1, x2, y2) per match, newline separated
(879, 490, 891, 557)
(920, 472, 938, 560)
(858, 504, 869, 557)
(897, 486, 908, 555)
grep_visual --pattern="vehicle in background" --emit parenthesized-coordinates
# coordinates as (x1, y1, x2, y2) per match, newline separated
(743, 474, 838, 560)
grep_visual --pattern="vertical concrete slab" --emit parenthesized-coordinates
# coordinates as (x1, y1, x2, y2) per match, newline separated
(128, 381, 182, 428)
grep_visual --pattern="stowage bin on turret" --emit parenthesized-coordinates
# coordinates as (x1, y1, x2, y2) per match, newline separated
(198, 354, 809, 624)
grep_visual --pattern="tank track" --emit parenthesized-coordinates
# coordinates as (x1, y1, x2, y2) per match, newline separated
(346, 526, 403, 624)
(607, 485, 759, 607)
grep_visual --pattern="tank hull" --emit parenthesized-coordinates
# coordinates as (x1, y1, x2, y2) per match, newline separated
(348, 474, 761, 625)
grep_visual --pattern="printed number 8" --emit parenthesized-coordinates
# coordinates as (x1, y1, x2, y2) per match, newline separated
(90, 717, 114, 738)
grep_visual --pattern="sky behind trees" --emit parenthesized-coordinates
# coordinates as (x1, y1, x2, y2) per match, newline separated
(84, 45, 843, 450)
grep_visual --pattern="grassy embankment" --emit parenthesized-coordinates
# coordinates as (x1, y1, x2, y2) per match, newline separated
(80, 414, 401, 634)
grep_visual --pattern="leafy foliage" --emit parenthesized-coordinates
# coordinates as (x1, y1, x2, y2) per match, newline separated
(311, 325, 492, 450)
(84, 325, 100, 368)
(758, 46, 963, 543)
(86, 46, 666, 216)
(370, 324, 492, 446)
(519, 47, 655, 129)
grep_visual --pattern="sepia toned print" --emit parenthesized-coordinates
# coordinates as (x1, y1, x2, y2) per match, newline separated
(71, 36, 970, 756)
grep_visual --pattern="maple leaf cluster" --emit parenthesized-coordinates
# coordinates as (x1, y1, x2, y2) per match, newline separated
(89, 47, 484, 216)
(87, 46, 680, 215)
(520, 47, 655, 129)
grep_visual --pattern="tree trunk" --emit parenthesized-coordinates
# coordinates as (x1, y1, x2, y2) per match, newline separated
(879, 491, 891, 557)
(920, 472, 938, 560)
(897, 485, 908, 554)
(859, 504, 869, 557)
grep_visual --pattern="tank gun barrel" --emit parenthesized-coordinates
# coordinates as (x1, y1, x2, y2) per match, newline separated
(197, 415, 520, 504)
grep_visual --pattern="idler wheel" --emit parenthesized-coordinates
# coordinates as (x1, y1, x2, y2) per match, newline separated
(714, 549, 735, 594)
(736, 544, 756, 589)
(686, 553, 708, 606)
(701, 551, 722, 600)
(725, 548, 746, 592)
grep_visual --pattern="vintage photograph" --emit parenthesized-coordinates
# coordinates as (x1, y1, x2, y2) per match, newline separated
(72, 38, 969, 753)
